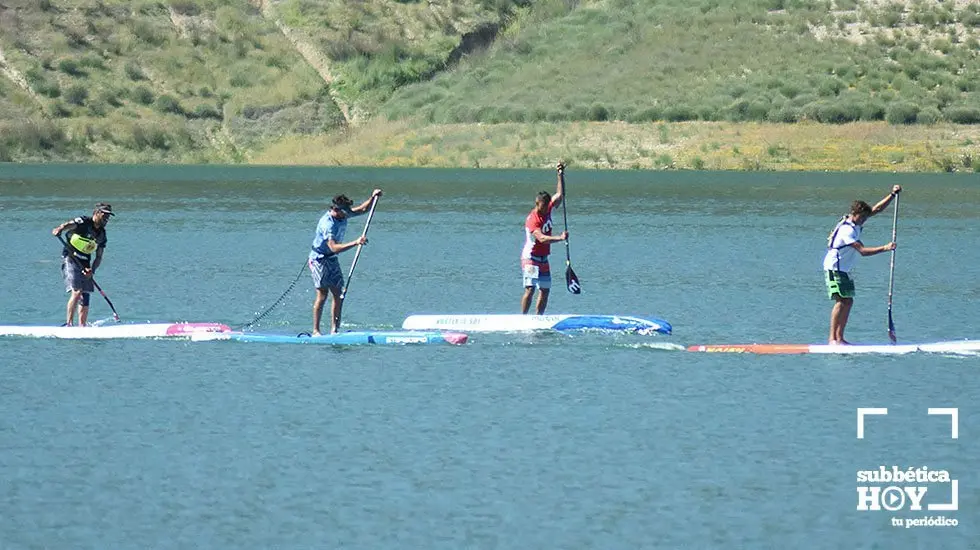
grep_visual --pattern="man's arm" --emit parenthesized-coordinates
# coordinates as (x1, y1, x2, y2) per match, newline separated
(52, 220, 78, 236)
(532, 229, 567, 244)
(91, 248, 104, 272)
(851, 240, 896, 257)
(870, 185, 902, 216)
(327, 236, 367, 254)
(351, 189, 383, 214)
(551, 163, 564, 209)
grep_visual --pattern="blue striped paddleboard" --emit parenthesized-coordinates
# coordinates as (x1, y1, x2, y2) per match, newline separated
(192, 330, 468, 346)
(402, 314, 671, 335)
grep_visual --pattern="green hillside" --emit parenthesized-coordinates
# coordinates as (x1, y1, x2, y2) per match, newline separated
(2, 0, 980, 170)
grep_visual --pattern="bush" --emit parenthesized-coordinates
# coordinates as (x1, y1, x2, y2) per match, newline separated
(132, 86, 155, 105)
(885, 102, 920, 124)
(663, 105, 697, 122)
(189, 103, 222, 120)
(154, 94, 184, 115)
(168, 0, 200, 16)
(588, 104, 609, 122)
(124, 62, 146, 81)
(58, 59, 85, 76)
(945, 106, 980, 124)
(65, 84, 89, 106)
(769, 105, 800, 123)
(916, 106, 941, 124)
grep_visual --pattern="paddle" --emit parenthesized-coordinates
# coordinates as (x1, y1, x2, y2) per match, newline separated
(56, 234, 120, 321)
(558, 163, 581, 294)
(339, 194, 380, 301)
(886, 192, 900, 343)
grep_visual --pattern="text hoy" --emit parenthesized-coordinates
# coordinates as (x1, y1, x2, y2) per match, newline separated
(856, 482, 958, 512)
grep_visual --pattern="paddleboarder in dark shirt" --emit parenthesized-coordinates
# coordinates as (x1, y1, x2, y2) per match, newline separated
(52, 203, 114, 326)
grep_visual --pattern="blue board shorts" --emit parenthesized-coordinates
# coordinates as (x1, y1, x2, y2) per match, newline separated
(310, 255, 344, 290)
(62, 256, 94, 293)
(522, 257, 551, 290)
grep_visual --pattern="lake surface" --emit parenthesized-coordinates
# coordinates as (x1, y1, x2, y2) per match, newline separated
(1, 164, 978, 548)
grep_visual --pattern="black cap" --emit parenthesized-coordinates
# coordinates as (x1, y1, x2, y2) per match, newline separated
(95, 202, 115, 216)
(331, 195, 353, 212)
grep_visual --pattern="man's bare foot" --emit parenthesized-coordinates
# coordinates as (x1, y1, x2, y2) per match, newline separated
(828, 339, 852, 345)
(312, 330, 321, 337)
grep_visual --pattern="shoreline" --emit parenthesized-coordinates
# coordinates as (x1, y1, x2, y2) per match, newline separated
(254, 120, 980, 173)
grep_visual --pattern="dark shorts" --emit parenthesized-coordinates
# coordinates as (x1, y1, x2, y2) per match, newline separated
(62, 256, 94, 293)
(826, 270, 855, 299)
(310, 255, 344, 290)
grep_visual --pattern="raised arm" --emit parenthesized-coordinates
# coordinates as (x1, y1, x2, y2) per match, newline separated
(352, 189, 383, 214)
(551, 163, 564, 208)
(870, 185, 902, 216)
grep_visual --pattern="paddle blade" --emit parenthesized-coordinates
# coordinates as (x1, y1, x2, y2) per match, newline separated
(566, 265, 581, 294)
(887, 309, 896, 343)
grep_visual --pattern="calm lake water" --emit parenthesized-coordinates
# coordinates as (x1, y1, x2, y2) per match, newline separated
(1, 164, 978, 548)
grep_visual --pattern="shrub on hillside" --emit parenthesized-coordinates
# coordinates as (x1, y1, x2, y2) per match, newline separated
(131, 86, 155, 105)
(885, 102, 919, 124)
(65, 85, 89, 106)
(168, 0, 201, 16)
(945, 106, 980, 123)
(58, 59, 85, 77)
(155, 95, 184, 115)
(916, 106, 941, 124)
(125, 62, 146, 81)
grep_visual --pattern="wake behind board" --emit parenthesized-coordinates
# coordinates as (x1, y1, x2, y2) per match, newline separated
(687, 340, 980, 355)
(192, 330, 468, 346)
(402, 314, 671, 335)
(0, 322, 231, 339)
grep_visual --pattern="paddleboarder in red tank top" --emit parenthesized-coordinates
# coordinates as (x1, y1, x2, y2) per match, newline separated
(520, 163, 568, 315)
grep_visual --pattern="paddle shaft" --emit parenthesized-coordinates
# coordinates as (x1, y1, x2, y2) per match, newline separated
(340, 194, 380, 300)
(56, 234, 120, 320)
(886, 193, 899, 341)
(559, 169, 571, 263)
(557, 166, 581, 293)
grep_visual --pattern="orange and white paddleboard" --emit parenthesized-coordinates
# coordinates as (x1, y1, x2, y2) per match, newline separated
(687, 341, 980, 355)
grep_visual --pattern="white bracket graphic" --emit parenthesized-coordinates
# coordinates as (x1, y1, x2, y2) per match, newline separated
(928, 408, 959, 439)
(857, 408, 888, 439)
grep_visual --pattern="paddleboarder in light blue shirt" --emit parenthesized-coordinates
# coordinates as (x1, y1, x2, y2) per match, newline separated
(309, 189, 382, 335)
(822, 185, 900, 345)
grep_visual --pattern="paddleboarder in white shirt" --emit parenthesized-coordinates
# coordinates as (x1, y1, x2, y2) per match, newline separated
(823, 185, 901, 345)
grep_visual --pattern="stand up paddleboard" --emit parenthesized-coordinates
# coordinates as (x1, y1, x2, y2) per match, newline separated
(402, 314, 671, 335)
(0, 323, 231, 339)
(192, 330, 468, 346)
(687, 340, 980, 355)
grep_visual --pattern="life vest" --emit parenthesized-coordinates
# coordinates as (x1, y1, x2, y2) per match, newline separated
(69, 233, 98, 255)
(826, 216, 860, 271)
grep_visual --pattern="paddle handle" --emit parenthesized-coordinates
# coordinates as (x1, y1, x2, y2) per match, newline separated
(559, 163, 570, 261)
(339, 194, 380, 300)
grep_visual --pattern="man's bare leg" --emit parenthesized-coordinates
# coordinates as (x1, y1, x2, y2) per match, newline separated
(65, 290, 82, 326)
(329, 286, 343, 334)
(521, 287, 535, 314)
(312, 288, 328, 336)
(535, 288, 550, 315)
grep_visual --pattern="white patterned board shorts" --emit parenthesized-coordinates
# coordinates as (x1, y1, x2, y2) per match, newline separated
(62, 256, 94, 293)
(310, 255, 344, 290)
(521, 256, 551, 290)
